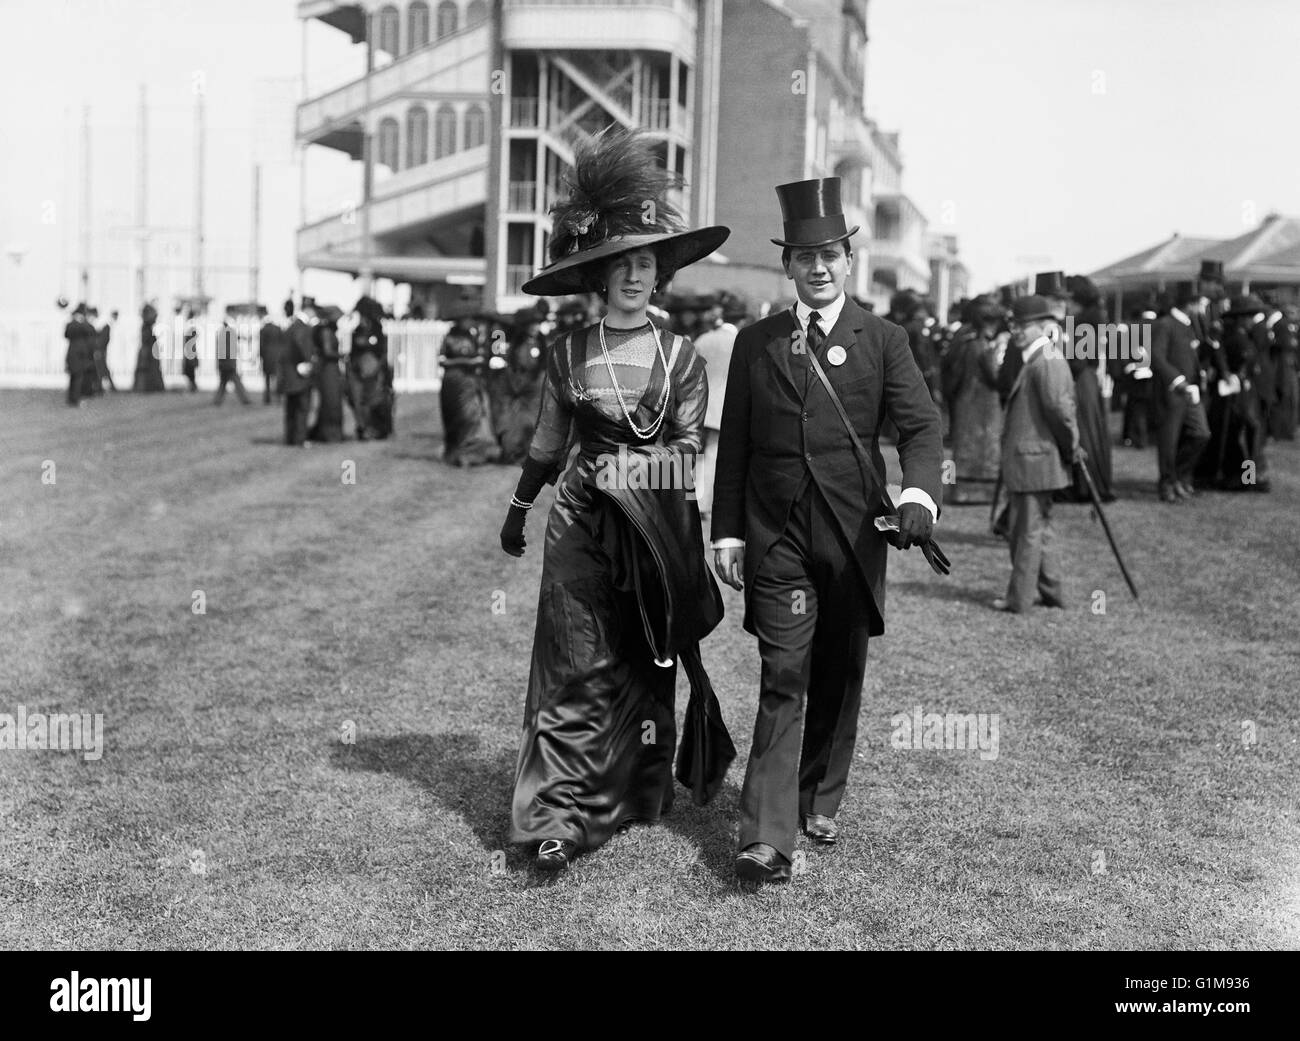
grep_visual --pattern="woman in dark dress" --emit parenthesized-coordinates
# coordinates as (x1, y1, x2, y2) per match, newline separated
(498, 130, 731, 871)
(309, 305, 346, 443)
(1064, 284, 1115, 502)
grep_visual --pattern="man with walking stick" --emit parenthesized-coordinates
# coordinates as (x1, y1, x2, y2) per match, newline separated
(992, 296, 1081, 613)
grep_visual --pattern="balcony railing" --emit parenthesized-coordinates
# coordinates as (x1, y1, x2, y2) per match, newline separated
(297, 21, 490, 144)
(507, 181, 537, 211)
(510, 97, 540, 128)
(642, 99, 670, 130)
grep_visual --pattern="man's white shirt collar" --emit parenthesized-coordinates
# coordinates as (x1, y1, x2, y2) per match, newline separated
(794, 293, 846, 335)
(1021, 334, 1052, 363)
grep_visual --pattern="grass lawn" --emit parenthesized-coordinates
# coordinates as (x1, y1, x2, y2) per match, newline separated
(1, 386, 1297, 950)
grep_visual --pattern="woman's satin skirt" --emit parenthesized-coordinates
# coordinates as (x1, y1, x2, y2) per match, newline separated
(510, 475, 677, 851)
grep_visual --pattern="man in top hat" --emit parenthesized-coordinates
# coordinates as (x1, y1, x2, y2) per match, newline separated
(1151, 285, 1212, 500)
(281, 296, 318, 446)
(711, 177, 943, 883)
(993, 296, 1082, 612)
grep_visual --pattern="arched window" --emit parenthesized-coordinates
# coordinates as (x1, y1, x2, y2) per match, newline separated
(466, 0, 487, 26)
(408, 2, 430, 51)
(436, 0, 458, 38)
(463, 103, 485, 150)
(434, 104, 457, 159)
(375, 5, 400, 56)
(406, 105, 429, 168)
(377, 117, 400, 171)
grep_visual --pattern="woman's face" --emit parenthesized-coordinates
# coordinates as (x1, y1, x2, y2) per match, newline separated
(602, 247, 658, 316)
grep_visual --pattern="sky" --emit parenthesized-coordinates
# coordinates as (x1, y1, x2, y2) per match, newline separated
(2, 0, 1298, 314)
(867, 0, 1300, 291)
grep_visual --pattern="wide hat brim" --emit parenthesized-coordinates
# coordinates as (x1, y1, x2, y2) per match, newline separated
(770, 225, 861, 249)
(520, 226, 730, 297)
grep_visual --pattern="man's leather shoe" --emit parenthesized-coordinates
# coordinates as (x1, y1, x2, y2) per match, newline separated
(1158, 483, 1180, 503)
(802, 814, 837, 845)
(991, 597, 1020, 613)
(1175, 481, 1196, 499)
(734, 843, 791, 883)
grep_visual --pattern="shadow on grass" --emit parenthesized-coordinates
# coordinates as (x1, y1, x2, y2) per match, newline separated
(893, 579, 997, 608)
(332, 732, 515, 853)
(659, 779, 745, 884)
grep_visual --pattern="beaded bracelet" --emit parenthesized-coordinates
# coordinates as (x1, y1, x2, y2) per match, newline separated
(509, 495, 533, 510)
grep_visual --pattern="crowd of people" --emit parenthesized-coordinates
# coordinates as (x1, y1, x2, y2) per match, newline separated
(62, 294, 397, 446)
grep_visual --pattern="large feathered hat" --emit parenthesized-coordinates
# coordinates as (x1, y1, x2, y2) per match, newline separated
(520, 128, 729, 297)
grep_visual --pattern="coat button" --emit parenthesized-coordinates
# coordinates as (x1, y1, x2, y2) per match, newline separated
(802, 411, 809, 422)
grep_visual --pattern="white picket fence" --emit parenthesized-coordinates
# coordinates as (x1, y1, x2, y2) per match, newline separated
(0, 312, 453, 392)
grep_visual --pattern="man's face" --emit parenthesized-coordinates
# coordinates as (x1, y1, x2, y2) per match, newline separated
(784, 242, 852, 308)
(1009, 318, 1046, 349)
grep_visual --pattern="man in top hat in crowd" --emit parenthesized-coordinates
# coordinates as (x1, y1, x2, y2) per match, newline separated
(711, 176, 943, 883)
(1150, 285, 1212, 501)
(281, 296, 318, 446)
(1215, 293, 1272, 491)
(993, 296, 1082, 613)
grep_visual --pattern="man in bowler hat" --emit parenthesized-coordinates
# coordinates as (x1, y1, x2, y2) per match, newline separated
(993, 296, 1081, 612)
(711, 177, 943, 883)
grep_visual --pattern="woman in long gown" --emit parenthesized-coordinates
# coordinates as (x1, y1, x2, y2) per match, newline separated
(309, 306, 346, 443)
(498, 130, 731, 871)
(941, 296, 1004, 504)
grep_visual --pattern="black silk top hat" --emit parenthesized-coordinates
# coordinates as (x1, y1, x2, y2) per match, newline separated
(1012, 296, 1060, 324)
(1034, 271, 1069, 298)
(1199, 259, 1225, 282)
(770, 177, 861, 248)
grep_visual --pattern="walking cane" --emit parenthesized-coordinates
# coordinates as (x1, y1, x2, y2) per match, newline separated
(1077, 459, 1141, 604)
(988, 471, 1003, 535)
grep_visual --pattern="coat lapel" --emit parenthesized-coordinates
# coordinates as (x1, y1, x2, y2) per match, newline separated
(762, 309, 802, 398)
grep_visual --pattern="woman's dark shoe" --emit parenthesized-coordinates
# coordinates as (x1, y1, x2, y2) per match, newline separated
(535, 839, 577, 871)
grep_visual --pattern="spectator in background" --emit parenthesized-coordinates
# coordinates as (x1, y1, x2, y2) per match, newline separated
(692, 291, 747, 518)
(212, 318, 252, 406)
(91, 308, 117, 393)
(491, 322, 546, 464)
(1150, 286, 1211, 501)
(180, 307, 200, 392)
(64, 303, 96, 407)
(260, 303, 288, 405)
(942, 295, 1003, 504)
(347, 295, 393, 440)
(994, 296, 1081, 613)
(281, 297, 317, 446)
(1119, 300, 1157, 449)
(134, 301, 165, 392)
(440, 325, 500, 467)
(309, 305, 346, 443)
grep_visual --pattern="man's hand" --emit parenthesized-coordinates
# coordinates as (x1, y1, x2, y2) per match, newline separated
(296, 361, 312, 377)
(712, 544, 744, 590)
(1072, 444, 1089, 465)
(894, 502, 933, 549)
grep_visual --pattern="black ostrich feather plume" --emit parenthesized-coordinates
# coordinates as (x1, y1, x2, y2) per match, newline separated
(547, 127, 684, 265)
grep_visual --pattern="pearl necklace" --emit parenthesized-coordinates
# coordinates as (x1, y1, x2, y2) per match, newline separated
(597, 317, 672, 440)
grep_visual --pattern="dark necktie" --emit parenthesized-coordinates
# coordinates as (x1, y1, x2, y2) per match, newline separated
(806, 312, 824, 356)
(801, 311, 824, 391)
